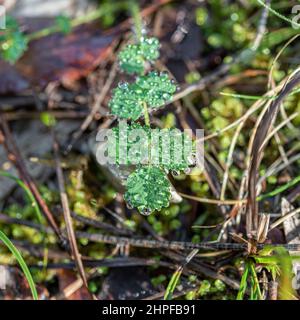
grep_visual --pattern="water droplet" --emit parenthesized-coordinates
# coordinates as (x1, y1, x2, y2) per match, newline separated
(140, 208, 152, 216)
(170, 189, 183, 203)
(126, 201, 133, 209)
(187, 153, 197, 166)
(171, 170, 180, 177)
(118, 82, 128, 90)
(184, 167, 191, 174)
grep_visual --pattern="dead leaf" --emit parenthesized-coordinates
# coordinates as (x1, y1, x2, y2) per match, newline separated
(16, 23, 114, 88)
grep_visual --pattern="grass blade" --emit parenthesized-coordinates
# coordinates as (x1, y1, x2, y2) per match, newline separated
(0, 230, 38, 300)
(164, 266, 183, 300)
(237, 262, 250, 300)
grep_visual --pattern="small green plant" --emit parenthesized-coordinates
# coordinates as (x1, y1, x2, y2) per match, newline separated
(237, 246, 299, 300)
(107, 26, 195, 214)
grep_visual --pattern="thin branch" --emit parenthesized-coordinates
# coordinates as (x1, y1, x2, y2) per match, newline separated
(52, 132, 90, 294)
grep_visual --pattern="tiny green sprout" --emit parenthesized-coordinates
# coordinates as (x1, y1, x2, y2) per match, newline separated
(118, 37, 160, 74)
(124, 166, 171, 214)
(109, 71, 176, 120)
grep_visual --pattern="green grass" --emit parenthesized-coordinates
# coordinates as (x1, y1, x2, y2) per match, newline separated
(0, 230, 38, 300)
(164, 267, 183, 300)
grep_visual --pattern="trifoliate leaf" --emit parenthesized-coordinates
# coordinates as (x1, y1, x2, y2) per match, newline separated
(118, 37, 160, 74)
(124, 166, 171, 214)
(109, 72, 176, 120)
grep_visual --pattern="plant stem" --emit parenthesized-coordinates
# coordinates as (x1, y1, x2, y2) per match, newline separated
(130, 0, 143, 41)
(27, 2, 128, 42)
(257, 174, 300, 201)
(27, 9, 103, 41)
(143, 101, 150, 126)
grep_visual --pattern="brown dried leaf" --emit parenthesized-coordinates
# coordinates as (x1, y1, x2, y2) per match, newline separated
(17, 24, 114, 88)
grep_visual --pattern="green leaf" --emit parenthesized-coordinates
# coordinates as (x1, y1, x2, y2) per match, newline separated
(40, 112, 57, 127)
(118, 37, 160, 74)
(0, 16, 28, 63)
(136, 71, 177, 107)
(109, 82, 144, 120)
(164, 267, 183, 300)
(0, 31, 28, 63)
(124, 166, 171, 214)
(237, 262, 250, 300)
(109, 72, 176, 120)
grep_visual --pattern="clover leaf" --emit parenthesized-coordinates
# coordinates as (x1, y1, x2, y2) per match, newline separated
(118, 37, 160, 74)
(109, 72, 176, 120)
(124, 166, 171, 214)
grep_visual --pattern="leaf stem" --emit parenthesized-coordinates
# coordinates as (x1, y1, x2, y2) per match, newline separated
(130, 0, 143, 41)
(143, 101, 150, 126)
(27, 2, 128, 42)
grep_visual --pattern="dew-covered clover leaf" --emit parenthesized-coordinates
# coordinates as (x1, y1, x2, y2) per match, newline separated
(109, 72, 176, 120)
(136, 71, 177, 108)
(139, 37, 160, 61)
(109, 82, 144, 120)
(118, 37, 160, 74)
(124, 166, 171, 214)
